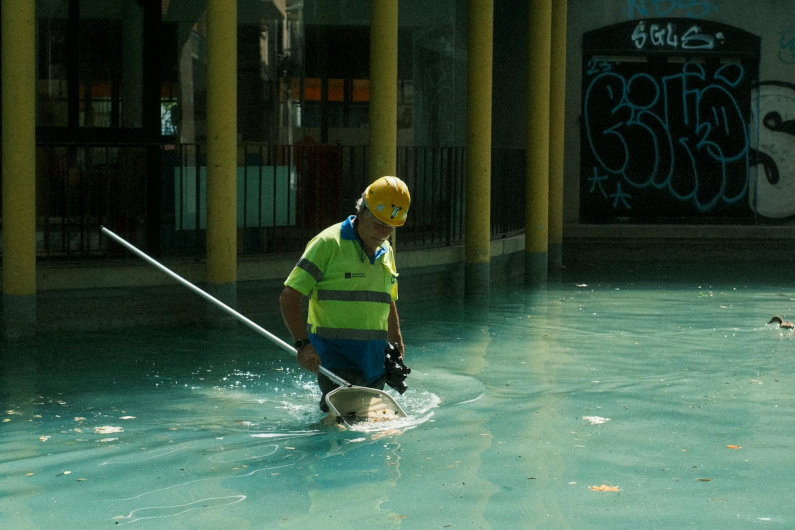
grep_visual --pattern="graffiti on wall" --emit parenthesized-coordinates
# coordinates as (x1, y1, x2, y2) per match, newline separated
(624, 0, 719, 20)
(583, 60, 750, 215)
(630, 20, 725, 50)
(749, 82, 795, 218)
(581, 19, 759, 221)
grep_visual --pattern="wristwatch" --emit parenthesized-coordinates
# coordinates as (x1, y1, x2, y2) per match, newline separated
(294, 338, 310, 350)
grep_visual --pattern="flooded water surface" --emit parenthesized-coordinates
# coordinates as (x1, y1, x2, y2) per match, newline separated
(2, 272, 795, 528)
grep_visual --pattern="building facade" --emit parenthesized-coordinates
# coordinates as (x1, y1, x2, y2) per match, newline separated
(565, 0, 795, 227)
(4, 0, 794, 305)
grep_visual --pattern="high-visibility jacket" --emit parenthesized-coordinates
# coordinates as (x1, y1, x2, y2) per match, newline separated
(284, 215, 398, 383)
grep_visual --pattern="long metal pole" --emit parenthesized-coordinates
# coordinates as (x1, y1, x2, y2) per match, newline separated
(100, 226, 350, 388)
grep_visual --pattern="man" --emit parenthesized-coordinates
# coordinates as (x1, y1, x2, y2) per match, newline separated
(279, 176, 410, 411)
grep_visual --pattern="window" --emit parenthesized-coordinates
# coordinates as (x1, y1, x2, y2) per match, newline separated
(37, 0, 146, 131)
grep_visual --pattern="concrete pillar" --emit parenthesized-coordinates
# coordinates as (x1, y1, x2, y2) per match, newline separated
(2, 0, 37, 338)
(205, 0, 238, 305)
(369, 0, 399, 181)
(525, 0, 552, 284)
(548, 0, 567, 273)
(465, 0, 493, 298)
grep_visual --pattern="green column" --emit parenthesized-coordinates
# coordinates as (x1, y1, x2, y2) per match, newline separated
(525, 0, 552, 283)
(369, 0, 398, 181)
(548, 0, 567, 272)
(2, 0, 37, 337)
(206, 0, 237, 305)
(465, 0, 493, 297)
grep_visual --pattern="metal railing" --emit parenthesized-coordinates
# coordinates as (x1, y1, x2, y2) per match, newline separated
(9, 142, 526, 258)
(31, 143, 151, 257)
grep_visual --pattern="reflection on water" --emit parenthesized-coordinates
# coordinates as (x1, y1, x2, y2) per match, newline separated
(3, 273, 795, 527)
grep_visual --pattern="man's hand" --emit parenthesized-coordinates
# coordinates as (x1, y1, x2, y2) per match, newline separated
(280, 286, 320, 372)
(296, 343, 321, 373)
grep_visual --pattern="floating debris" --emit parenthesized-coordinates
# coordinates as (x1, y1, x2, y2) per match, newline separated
(94, 426, 123, 434)
(589, 484, 620, 492)
(583, 416, 611, 425)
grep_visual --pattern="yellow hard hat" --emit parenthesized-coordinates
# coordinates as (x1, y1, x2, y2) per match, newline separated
(364, 176, 411, 227)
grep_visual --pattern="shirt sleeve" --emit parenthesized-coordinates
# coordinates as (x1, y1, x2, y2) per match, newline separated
(284, 233, 332, 296)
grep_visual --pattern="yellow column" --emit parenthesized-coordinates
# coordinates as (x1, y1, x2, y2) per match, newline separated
(465, 0, 493, 297)
(206, 0, 237, 303)
(525, 0, 552, 283)
(2, 0, 37, 336)
(548, 0, 567, 273)
(369, 0, 398, 181)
